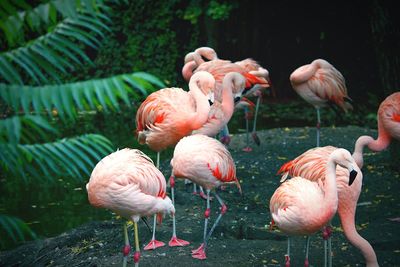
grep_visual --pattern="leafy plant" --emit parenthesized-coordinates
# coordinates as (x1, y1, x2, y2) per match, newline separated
(0, 0, 163, 248)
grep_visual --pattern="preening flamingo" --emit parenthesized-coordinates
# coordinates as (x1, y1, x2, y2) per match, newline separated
(135, 71, 215, 249)
(86, 148, 175, 267)
(278, 146, 379, 267)
(290, 59, 352, 147)
(270, 148, 358, 267)
(170, 134, 241, 260)
(352, 92, 400, 168)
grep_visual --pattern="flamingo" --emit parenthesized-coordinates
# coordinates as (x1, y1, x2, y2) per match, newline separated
(170, 134, 241, 260)
(86, 148, 175, 267)
(270, 148, 358, 267)
(352, 92, 400, 168)
(290, 59, 353, 147)
(278, 146, 379, 267)
(135, 71, 215, 250)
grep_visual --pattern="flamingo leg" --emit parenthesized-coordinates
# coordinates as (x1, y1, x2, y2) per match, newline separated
(316, 108, 321, 147)
(156, 152, 160, 169)
(304, 236, 310, 267)
(133, 221, 140, 267)
(192, 189, 211, 260)
(122, 222, 130, 267)
(204, 192, 227, 242)
(243, 106, 252, 152)
(169, 175, 190, 247)
(285, 237, 291, 267)
(322, 225, 333, 267)
(143, 215, 165, 250)
(251, 95, 261, 146)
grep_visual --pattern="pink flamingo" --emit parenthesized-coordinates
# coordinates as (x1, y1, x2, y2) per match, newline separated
(86, 148, 175, 267)
(270, 148, 358, 267)
(170, 134, 241, 260)
(278, 146, 379, 267)
(290, 59, 353, 147)
(135, 71, 215, 250)
(352, 92, 400, 168)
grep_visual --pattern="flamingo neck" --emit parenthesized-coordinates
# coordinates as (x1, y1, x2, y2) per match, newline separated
(323, 160, 339, 215)
(220, 78, 235, 123)
(352, 135, 374, 169)
(188, 79, 211, 130)
(368, 120, 391, 151)
(338, 208, 379, 267)
(182, 61, 197, 82)
(290, 63, 317, 85)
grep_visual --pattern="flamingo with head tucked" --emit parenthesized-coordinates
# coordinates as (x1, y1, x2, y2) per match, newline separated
(170, 134, 241, 260)
(290, 59, 352, 147)
(86, 148, 175, 267)
(278, 146, 379, 267)
(271, 148, 358, 267)
(352, 92, 400, 168)
(135, 71, 215, 250)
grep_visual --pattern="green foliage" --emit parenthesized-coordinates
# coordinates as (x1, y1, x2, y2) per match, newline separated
(206, 0, 235, 20)
(0, 215, 36, 248)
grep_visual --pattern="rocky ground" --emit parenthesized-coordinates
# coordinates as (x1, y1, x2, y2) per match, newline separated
(1, 126, 399, 267)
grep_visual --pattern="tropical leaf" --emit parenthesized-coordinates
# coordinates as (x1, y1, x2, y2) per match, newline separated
(0, 134, 114, 181)
(0, 10, 110, 85)
(0, 0, 106, 48)
(0, 215, 36, 246)
(0, 72, 164, 120)
(0, 115, 58, 144)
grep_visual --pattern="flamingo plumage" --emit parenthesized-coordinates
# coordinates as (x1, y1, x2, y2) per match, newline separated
(271, 148, 358, 267)
(290, 59, 352, 147)
(352, 92, 400, 168)
(278, 146, 378, 267)
(135, 71, 215, 250)
(86, 148, 175, 267)
(170, 134, 241, 260)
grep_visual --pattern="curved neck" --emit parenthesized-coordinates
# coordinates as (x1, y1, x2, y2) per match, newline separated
(188, 78, 211, 129)
(368, 120, 391, 151)
(290, 63, 318, 84)
(220, 74, 237, 123)
(338, 207, 379, 266)
(323, 160, 339, 210)
(182, 61, 197, 82)
(352, 135, 374, 169)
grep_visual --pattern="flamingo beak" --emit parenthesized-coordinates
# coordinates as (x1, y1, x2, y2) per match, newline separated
(348, 170, 357, 186)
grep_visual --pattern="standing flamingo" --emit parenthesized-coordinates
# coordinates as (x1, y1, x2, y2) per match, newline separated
(86, 148, 175, 267)
(170, 134, 241, 260)
(278, 146, 379, 267)
(135, 71, 215, 250)
(352, 92, 400, 168)
(270, 148, 358, 267)
(290, 59, 353, 147)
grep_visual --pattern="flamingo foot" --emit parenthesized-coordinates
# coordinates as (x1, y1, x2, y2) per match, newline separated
(242, 146, 252, 152)
(251, 132, 261, 146)
(143, 239, 165, 250)
(191, 243, 207, 260)
(168, 236, 190, 247)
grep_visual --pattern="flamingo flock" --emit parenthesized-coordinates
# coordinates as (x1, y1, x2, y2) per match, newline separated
(86, 46, 400, 266)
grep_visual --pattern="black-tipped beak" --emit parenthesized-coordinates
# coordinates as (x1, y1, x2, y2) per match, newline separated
(208, 99, 214, 105)
(348, 170, 357, 186)
(234, 96, 241, 103)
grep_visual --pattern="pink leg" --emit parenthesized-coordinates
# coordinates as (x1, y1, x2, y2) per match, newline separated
(285, 237, 291, 267)
(169, 175, 190, 247)
(242, 106, 252, 152)
(192, 189, 211, 260)
(143, 215, 165, 250)
(122, 223, 130, 267)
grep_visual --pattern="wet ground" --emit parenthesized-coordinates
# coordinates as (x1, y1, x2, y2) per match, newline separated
(1, 126, 399, 267)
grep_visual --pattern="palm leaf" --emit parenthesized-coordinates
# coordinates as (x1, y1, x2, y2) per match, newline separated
(0, 134, 114, 181)
(0, 11, 110, 85)
(0, 72, 164, 120)
(0, 215, 36, 247)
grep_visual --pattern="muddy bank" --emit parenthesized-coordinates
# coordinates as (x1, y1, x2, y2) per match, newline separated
(1, 126, 399, 267)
